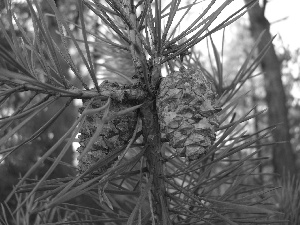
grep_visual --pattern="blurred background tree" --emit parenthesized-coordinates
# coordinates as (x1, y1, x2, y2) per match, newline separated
(244, 0, 297, 177)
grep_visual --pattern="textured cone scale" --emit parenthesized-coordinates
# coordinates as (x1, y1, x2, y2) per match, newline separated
(157, 67, 220, 160)
(77, 81, 138, 174)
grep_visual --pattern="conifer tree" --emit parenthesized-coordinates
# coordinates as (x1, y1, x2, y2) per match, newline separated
(0, 0, 285, 224)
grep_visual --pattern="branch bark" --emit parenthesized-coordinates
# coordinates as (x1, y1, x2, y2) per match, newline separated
(140, 100, 171, 225)
(244, 0, 296, 176)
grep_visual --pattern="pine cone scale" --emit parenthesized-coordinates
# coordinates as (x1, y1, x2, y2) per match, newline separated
(76, 81, 138, 174)
(157, 67, 220, 160)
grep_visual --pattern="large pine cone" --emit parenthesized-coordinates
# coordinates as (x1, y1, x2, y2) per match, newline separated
(77, 81, 138, 174)
(156, 67, 220, 161)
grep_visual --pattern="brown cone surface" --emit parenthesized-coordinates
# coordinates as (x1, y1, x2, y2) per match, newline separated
(157, 67, 220, 160)
(77, 81, 138, 174)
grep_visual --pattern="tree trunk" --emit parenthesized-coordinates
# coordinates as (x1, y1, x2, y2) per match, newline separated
(244, 0, 296, 176)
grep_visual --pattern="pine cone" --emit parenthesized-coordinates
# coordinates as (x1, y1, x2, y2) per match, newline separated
(77, 81, 138, 174)
(156, 67, 220, 161)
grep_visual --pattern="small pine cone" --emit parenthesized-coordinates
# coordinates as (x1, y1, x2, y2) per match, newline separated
(77, 81, 138, 174)
(156, 67, 220, 161)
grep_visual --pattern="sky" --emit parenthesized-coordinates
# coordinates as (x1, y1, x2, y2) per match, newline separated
(262, 0, 300, 98)
(206, 0, 299, 51)
(264, 0, 300, 51)
(166, 0, 300, 53)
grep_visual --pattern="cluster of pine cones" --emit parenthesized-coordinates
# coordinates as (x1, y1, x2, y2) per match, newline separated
(77, 67, 220, 174)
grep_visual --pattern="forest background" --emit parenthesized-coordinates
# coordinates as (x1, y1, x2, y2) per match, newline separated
(1, 0, 300, 224)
